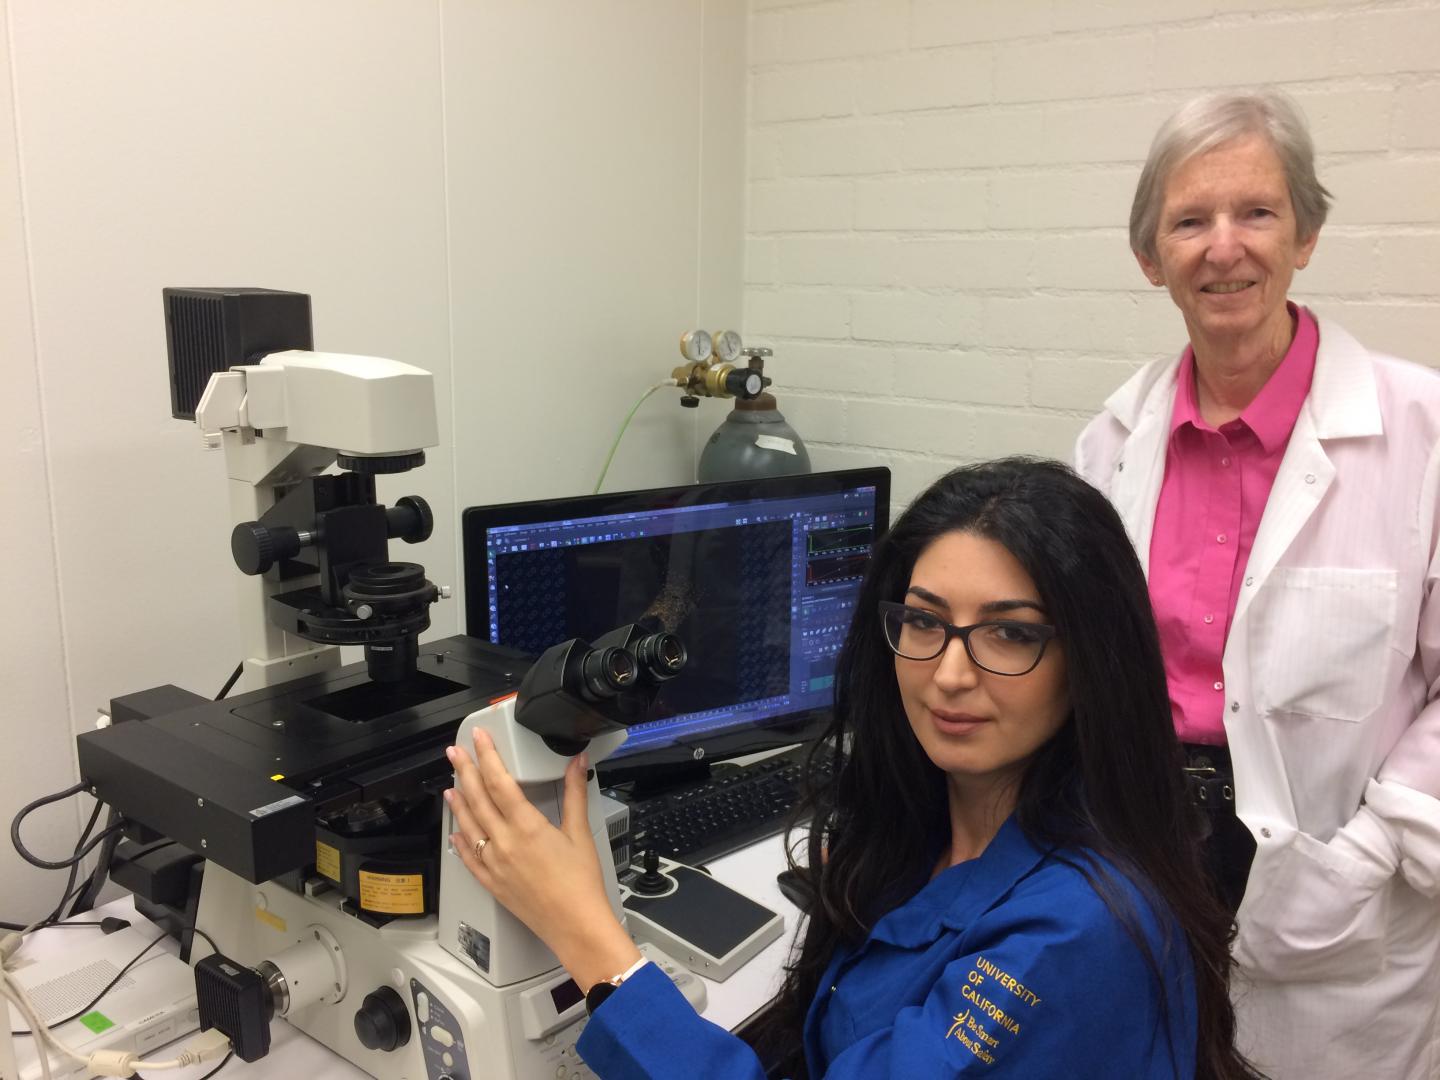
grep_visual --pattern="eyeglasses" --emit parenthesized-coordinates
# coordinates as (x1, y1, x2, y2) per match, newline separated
(878, 601, 1057, 676)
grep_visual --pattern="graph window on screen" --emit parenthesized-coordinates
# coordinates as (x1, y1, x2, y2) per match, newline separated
(462, 469, 889, 770)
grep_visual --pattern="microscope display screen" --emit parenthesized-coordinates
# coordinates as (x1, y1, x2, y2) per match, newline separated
(461, 469, 889, 772)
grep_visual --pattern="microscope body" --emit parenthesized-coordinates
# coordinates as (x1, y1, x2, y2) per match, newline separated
(191, 635, 674, 1080)
(438, 697, 627, 987)
(84, 290, 699, 1080)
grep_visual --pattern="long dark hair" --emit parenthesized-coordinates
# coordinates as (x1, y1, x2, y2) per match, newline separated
(757, 457, 1260, 1080)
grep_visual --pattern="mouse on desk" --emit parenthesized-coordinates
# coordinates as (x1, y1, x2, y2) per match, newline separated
(775, 867, 816, 913)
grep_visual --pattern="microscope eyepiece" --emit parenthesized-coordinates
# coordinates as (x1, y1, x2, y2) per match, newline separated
(632, 632, 687, 682)
(580, 646, 638, 700)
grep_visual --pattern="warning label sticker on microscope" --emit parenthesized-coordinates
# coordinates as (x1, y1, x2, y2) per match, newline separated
(359, 871, 425, 914)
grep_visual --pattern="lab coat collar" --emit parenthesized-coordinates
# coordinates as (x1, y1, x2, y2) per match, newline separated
(865, 818, 1051, 949)
(1307, 316, 1382, 439)
(1101, 312, 1381, 442)
(1103, 351, 1181, 436)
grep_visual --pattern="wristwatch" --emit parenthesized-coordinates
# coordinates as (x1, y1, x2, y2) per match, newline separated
(584, 957, 649, 1016)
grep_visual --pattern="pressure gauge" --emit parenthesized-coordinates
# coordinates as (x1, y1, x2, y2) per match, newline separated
(712, 330, 743, 365)
(679, 330, 713, 364)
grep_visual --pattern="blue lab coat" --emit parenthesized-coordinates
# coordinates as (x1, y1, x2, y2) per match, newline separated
(577, 818, 1197, 1078)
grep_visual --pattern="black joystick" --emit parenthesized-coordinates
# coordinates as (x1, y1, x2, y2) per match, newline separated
(630, 849, 671, 897)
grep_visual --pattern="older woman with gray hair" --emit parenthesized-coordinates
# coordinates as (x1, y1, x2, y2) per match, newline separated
(1077, 91, 1440, 1080)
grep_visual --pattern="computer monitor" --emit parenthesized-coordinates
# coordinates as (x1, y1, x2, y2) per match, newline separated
(461, 468, 890, 789)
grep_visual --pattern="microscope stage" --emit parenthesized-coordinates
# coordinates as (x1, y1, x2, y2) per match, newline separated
(77, 636, 527, 882)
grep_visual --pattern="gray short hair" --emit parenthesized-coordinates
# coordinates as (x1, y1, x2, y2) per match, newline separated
(1129, 90, 1332, 261)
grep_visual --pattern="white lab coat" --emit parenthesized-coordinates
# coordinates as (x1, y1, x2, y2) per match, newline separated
(1075, 316, 1440, 1080)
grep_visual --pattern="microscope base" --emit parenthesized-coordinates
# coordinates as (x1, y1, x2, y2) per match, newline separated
(193, 865, 703, 1080)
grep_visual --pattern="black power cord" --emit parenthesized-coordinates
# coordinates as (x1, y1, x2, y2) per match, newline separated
(3, 794, 109, 932)
(12, 784, 123, 873)
(67, 805, 123, 919)
(215, 662, 244, 701)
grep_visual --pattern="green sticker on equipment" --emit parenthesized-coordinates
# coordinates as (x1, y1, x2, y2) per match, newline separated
(79, 1012, 114, 1033)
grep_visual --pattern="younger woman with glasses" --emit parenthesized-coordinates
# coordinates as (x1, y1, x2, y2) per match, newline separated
(445, 457, 1260, 1079)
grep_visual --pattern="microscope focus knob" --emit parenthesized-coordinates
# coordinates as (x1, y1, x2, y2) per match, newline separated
(353, 987, 411, 1052)
(231, 523, 305, 575)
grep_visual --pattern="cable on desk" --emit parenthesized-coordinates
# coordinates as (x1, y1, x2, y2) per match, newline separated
(5, 916, 228, 1078)
(133, 1049, 235, 1080)
(7, 930, 166, 1038)
(8, 924, 217, 1037)
(0, 917, 127, 933)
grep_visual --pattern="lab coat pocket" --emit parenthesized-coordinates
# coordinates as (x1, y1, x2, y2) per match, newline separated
(1233, 826, 1390, 983)
(1250, 567, 1397, 722)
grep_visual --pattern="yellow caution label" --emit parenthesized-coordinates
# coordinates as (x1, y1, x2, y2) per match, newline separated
(358, 871, 425, 915)
(254, 907, 286, 933)
(315, 841, 341, 882)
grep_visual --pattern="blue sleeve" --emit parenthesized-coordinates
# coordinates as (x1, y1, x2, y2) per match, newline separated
(820, 880, 1197, 1079)
(576, 962, 767, 1080)
(578, 874, 1196, 1080)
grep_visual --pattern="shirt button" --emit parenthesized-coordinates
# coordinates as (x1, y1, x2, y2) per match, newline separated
(1261, 827, 1273, 839)
(1245, 576, 1254, 586)
(1220, 457, 1231, 467)
(1216, 534, 1227, 544)
(1117, 461, 1125, 472)
(1203, 614, 1214, 624)
(1230, 702, 1240, 713)
(1213, 681, 1224, 691)
(1305, 473, 1316, 484)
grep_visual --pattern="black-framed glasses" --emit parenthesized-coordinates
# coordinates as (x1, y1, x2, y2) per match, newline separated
(878, 601, 1057, 676)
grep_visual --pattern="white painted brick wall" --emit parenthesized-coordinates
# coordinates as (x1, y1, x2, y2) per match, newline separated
(744, 0, 1440, 509)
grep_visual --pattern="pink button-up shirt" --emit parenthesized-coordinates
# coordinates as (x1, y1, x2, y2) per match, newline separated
(1149, 304, 1318, 746)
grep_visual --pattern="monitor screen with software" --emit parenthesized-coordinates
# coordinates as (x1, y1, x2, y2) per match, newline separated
(461, 468, 889, 787)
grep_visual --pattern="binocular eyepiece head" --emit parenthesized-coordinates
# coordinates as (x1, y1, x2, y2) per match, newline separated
(515, 624, 689, 753)
(590, 625, 687, 686)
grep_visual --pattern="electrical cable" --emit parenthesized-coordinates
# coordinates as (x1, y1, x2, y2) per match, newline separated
(9, 926, 217, 1037)
(0, 918, 115, 932)
(8, 931, 166, 1038)
(51, 799, 105, 922)
(593, 382, 676, 495)
(68, 805, 123, 917)
(134, 1049, 234, 1080)
(2, 801, 105, 932)
(12, 783, 124, 873)
(215, 662, 244, 701)
(10, 783, 86, 869)
(13, 821, 124, 873)
(5, 919, 228, 1079)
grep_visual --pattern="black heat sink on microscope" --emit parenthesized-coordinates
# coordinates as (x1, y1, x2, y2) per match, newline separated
(163, 287, 314, 420)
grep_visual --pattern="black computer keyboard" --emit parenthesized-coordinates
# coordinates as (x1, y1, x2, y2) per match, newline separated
(612, 745, 836, 868)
